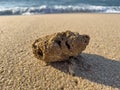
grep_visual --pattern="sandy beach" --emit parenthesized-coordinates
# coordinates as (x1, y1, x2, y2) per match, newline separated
(0, 14, 120, 90)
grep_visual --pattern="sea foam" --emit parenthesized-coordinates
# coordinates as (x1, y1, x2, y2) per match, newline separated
(0, 5, 120, 15)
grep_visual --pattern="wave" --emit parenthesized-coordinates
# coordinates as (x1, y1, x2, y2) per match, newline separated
(0, 5, 120, 15)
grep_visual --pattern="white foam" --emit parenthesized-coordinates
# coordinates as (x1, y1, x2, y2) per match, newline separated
(0, 5, 120, 15)
(22, 12, 34, 15)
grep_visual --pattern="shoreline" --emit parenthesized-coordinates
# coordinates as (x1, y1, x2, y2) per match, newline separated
(0, 12, 120, 17)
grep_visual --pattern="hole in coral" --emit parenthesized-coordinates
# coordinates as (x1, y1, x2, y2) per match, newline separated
(84, 40, 88, 44)
(84, 35, 90, 43)
(82, 35, 90, 44)
(84, 35, 90, 39)
(62, 37, 64, 40)
(32, 40, 39, 49)
(65, 41, 70, 49)
(55, 40, 61, 48)
(37, 49, 43, 58)
(32, 44, 37, 48)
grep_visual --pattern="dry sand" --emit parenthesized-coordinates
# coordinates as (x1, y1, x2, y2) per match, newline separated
(0, 14, 120, 90)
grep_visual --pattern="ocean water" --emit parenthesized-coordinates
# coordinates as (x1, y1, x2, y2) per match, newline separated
(0, 0, 120, 15)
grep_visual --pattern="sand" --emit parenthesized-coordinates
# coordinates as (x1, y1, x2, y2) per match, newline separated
(0, 14, 120, 90)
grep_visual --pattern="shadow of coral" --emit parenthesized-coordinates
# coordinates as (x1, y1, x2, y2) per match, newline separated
(49, 53, 120, 88)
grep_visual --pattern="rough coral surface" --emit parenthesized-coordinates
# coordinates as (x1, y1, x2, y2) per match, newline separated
(32, 31, 90, 62)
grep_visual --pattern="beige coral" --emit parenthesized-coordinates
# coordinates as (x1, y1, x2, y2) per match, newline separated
(32, 31, 90, 62)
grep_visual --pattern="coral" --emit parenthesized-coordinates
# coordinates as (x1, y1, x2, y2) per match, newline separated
(32, 30, 90, 62)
